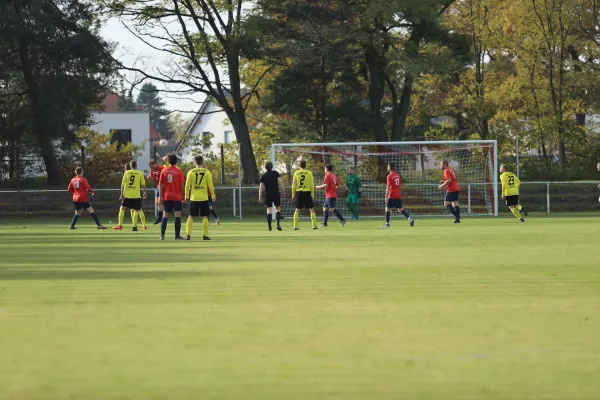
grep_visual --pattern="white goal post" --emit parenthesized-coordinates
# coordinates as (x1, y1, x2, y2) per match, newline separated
(271, 141, 499, 218)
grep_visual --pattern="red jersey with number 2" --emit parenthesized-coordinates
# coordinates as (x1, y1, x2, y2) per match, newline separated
(387, 172, 402, 199)
(159, 166, 185, 201)
(444, 168, 460, 192)
(68, 176, 93, 202)
(323, 172, 338, 199)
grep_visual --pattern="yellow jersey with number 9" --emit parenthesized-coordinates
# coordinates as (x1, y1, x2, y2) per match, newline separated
(122, 170, 146, 199)
(185, 167, 215, 202)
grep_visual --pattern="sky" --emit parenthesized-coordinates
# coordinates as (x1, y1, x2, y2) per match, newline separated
(100, 17, 205, 116)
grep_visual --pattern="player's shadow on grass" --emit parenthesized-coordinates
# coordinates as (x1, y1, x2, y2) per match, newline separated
(0, 269, 229, 281)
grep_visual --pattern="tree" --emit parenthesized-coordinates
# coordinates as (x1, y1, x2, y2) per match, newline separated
(102, 0, 268, 183)
(168, 112, 192, 141)
(1, 0, 116, 185)
(136, 83, 172, 138)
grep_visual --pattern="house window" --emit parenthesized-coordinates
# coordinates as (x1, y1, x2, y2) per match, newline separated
(224, 131, 232, 144)
(110, 129, 132, 150)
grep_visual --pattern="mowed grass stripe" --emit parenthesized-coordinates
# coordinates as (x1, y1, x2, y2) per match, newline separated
(1, 217, 600, 399)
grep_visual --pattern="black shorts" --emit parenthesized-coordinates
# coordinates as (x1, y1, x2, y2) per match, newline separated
(445, 191, 460, 202)
(324, 198, 337, 209)
(163, 200, 182, 213)
(265, 193, 281, 207)
(505, 195, 519, 207)
(189, 201, 210, 217)
(121, 198, 143, 211)
(387, 198, 404, 209)
(295, 191, 314, 210)
(73, 201, 91, 210)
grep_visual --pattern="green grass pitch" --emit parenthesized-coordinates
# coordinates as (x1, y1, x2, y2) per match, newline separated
(1, 215, 600, 399)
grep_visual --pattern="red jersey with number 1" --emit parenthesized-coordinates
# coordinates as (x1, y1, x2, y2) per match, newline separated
(444, 168, 460, 192)
(387, 172, 402, 199)
(323, 172, 339, 199)
(159, 166, 185, 201)
(68, 176, 94, 202)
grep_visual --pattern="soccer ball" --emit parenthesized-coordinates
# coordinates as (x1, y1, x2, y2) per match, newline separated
(159, 139, 168, 147)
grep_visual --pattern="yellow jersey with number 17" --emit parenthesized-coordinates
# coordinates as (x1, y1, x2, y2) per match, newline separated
(185, 167, 215, 202)
(292, 169, 315, 198)
(500, 172, 520, 197)
(122, 169, 146, 199)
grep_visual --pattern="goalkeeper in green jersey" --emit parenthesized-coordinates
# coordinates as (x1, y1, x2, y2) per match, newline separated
(345, 167, 362, 220)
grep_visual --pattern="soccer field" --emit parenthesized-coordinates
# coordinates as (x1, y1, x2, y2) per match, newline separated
(1, 216, 600, 400)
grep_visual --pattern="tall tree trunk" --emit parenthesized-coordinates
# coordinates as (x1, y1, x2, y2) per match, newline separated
(17, 37, 61, 185)
(567, 46, 586, 126)
(227, 49, 259, 184)
(390, 29, 423, 141)
(366, 47, 387, 142)
(392, 73, 414, 141)
(229, 111, 259, 184)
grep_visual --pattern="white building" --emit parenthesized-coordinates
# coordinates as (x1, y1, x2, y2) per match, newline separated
(181, 99, 234, 163)
(90, 111, 151, 174)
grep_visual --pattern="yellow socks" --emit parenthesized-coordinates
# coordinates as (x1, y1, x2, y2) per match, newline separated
(511, 208, 522, 219)
(131, 211, 138, 228)
(203, 218, 209, 237)
(186, 217, 193, 236)
(294, 210, 299, 229)
(118, 209, 125, 226)
(310, 211, 317, 228)
(138, 211, 146, 227)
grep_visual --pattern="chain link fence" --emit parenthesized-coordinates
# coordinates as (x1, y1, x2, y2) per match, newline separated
(0, 181, 599, 218)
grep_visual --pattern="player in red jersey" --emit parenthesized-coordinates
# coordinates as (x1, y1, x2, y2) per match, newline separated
(438, 160, 461, 223)
(158, 154, 186, 240)
(148, 158, 166, 225)
(383, 163, 414, 228)
(67, 167, 106, 230)
(316, 164, 347, 227)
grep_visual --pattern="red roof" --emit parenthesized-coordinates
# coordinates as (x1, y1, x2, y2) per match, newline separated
(98, 92, 119, 112)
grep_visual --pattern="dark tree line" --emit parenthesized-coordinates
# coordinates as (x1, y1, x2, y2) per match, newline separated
(0, 0, 115, 184)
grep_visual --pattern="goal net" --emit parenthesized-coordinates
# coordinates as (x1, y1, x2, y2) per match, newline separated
(271, 141, 498, 218)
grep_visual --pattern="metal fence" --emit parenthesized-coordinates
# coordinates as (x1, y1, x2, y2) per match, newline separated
(0, 181, 598, 219)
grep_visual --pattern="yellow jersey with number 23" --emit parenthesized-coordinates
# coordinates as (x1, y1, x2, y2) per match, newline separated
(500, 172, 520, 197)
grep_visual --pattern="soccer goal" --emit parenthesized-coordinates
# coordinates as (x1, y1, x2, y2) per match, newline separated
(271, 141, 498, 218)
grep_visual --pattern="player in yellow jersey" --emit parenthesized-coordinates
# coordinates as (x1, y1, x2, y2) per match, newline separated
(291, 159, 317, 230)
(500, 164, 527, 223)
(185, 155, 215, 241)
(114, 160, 148, 231)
